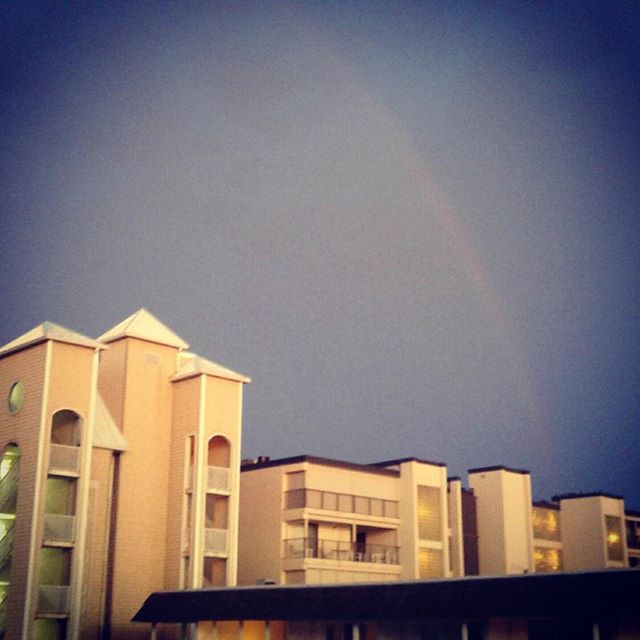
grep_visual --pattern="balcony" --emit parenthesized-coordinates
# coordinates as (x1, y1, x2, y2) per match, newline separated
(284, 538, 400, 565)
(207, 466, 230, 493)
(37, 585, 70, 614)
(49, 445, 80, 475)
(43, 514, 76, 545)
(285, 489, 398, 519)
(204, 528, 228, 555)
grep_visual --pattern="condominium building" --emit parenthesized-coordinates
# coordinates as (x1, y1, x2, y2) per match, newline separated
(238, 456, 464, 586)
(239, 459, 635, 587)
(0, 310, 249, 640)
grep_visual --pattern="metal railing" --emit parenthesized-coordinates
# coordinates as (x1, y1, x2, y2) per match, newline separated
(49, 444, 80, 475)
(284, 538, 399, 564)
(43, 514, 76, 544)
(37, 585, 70, 613)
(285, 489, 398, 519)
(204, 528, 228, 555)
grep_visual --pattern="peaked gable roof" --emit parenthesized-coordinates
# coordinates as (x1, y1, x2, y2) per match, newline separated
(172, 353, 250, 384)
(97, 309, 189, 349)
(0, 321, 104, 359)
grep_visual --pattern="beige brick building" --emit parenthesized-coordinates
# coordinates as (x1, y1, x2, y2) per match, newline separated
(0, 310, 249, 640)
(238, 456, 463, 586)
(239, 460, 636, 589)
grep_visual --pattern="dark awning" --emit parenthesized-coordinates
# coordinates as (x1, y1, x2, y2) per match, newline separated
(133, 569, 640, 624)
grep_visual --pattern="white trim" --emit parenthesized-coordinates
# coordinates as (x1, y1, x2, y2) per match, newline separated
(227, 383, 243, 586)
(68, 347, 100, 639)
(191, 375, 207, 587)
(23, 339, 52, 639)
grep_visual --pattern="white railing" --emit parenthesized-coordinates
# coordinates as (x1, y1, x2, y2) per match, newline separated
(207, 466, 230, 492)
(204, 528, 228, 555)
(43, 513, 75, 543)
(37, 585, 70, 613)
(49, 444, 80, 474)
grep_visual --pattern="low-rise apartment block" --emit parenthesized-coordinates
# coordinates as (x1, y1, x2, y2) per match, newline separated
(239, 459, 638, 587)
(238, 456, 463, 586)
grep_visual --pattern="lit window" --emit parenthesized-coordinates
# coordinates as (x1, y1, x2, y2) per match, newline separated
(418, 548, 443, 578)
(605, 516, 623, 561)
(417, 486, 442, 541)
(534, 546, 563, 572)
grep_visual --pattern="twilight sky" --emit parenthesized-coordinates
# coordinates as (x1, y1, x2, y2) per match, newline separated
(1, 2, 639, 507)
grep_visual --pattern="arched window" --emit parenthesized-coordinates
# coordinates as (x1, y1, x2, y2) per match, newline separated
(206, 436, 231, 493)
(49, 411, 82, 475)
(51, 410, 81, 447)
(207, 436, 230, 468)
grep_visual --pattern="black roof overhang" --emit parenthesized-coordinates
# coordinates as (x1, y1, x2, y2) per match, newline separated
(133, 570, 640, 624)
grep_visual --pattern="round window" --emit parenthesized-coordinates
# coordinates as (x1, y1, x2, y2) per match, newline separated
(8, 381, 25, 414)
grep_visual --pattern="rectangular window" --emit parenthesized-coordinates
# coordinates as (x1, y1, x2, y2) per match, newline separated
(418, 548, 443, 578)
(533, 546, 563, 572)
(286, 471, 305, 490)
(285, 489, 306, 509)
(606, 515, 623, 561)
(417, 486, 442, 541)
(532, 507, 561, 541)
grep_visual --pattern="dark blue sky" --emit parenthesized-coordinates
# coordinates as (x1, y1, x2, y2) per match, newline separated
(1, 1, 639, 507)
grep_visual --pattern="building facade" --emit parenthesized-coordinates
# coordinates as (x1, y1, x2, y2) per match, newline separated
(0, 310, 249, 640)
(239, 460, 636, 588)
(238, 456, 463, 587)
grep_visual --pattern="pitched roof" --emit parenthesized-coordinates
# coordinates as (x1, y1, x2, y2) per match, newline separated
(97, 309, 189, 349)
(93, 394, 127, 451)
(172, 354, 250, 384)
(0, 322, 104, 359)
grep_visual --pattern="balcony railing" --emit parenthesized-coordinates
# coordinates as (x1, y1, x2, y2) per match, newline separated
(626, 531, 640, 550)
(285, 489, 398, 519)
(204, 528, 228, 555)
(284, 538, 400, 565)
(38, 585, 70, 613)
(43, 513, 76, 544)
(49, 444, 80, 475)
(186, 466, 231, 492)
(207, 466, 230, 492)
